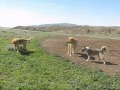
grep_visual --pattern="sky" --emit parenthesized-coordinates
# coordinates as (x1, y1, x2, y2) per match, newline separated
(0, 0, 120, 27)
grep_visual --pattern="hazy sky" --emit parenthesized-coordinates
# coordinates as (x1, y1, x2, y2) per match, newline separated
(0, 0, 120, 27)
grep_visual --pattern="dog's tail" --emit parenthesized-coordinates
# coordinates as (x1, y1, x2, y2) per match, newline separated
(101, 46, 107, 52)
(26, 36, 33, 41)
(27, 38, 32, 41)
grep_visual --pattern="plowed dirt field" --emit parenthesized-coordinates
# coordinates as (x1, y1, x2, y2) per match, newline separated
(42, 36, 120, 75)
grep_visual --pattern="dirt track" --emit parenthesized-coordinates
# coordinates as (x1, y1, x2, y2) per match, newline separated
(42, 36, 120, 75)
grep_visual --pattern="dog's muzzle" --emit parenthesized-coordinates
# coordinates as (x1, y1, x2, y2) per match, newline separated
(82, 49, 85, 52)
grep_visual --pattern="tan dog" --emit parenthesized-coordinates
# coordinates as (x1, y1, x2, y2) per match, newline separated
(11, 37, 32, 52)
(67, 37, 77, 56)
(82, 46, 107, 64)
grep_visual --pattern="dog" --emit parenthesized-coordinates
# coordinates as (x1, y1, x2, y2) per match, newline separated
(82, 46, 107, 64)
(67, 37, 77, 56)
(11, 37, 32, 52)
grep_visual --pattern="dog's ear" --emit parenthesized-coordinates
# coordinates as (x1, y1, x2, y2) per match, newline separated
(81, 45, 85, 51)
(82, 45, 86, 48)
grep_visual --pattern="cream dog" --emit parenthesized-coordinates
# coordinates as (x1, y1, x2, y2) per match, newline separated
(11, 37, 32, 52)
(67, 37, 77, 56)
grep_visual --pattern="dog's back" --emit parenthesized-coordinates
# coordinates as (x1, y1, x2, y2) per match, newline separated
(82, 46, 107, 55)
(18, 38, 28, 44)
(12, 38, 31, 45)
(87, 48, 100, 55)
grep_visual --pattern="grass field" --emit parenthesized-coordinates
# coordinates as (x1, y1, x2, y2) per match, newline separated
(0, 28, 120, 90)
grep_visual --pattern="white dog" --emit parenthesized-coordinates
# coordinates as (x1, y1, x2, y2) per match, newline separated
(82, 46, 107, 64)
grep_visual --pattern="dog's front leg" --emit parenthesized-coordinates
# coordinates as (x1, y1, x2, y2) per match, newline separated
(86, 53, 90, 61)
(69, 44, 72, 56)
(68, 44, 70, 54)
(99, 53, 106, 64)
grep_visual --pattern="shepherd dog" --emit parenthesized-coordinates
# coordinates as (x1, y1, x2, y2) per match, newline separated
(82, 46, 107, 64)
(67, 37, 77, 56)
(11, 37, 32, 52)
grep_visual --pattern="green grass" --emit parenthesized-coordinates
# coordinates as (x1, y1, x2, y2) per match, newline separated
(0, 29, 120, 90)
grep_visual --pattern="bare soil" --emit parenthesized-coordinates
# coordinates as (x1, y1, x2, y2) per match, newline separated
(42, 36, 120, 75)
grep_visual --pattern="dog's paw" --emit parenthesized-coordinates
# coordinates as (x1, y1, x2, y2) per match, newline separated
(103, 62, 106, 65)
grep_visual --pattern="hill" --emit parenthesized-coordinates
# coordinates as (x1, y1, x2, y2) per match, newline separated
(13, 23, 78, 32)
(13, 23, 120, 35)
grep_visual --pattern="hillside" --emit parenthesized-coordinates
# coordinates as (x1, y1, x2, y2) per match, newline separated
(13, 23, 77, 32)
(13, 23, 120, 35)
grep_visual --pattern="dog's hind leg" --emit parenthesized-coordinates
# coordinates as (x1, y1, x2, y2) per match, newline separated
(72, 46, 74, 54)
(23, 43, 27, 50)
(103, 60, 106, 64)
(99, 53, 106, 64)
(102, 57, 106, 64)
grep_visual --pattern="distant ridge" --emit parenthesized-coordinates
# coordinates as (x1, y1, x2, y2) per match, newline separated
(12, 23, 120, 35)
(13, 23, 78, 31)
(29, 23, 78, 27)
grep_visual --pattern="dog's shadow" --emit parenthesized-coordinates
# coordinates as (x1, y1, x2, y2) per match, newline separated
(94, 61, 118, 65)
(19, 50, 35, 55)
(76, 53, 95, 60)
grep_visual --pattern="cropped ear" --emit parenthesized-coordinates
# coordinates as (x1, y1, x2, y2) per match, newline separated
(82, 45, 86, 48)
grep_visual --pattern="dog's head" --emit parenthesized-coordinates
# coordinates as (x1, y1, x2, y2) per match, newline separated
(82, 46, 90, 52)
